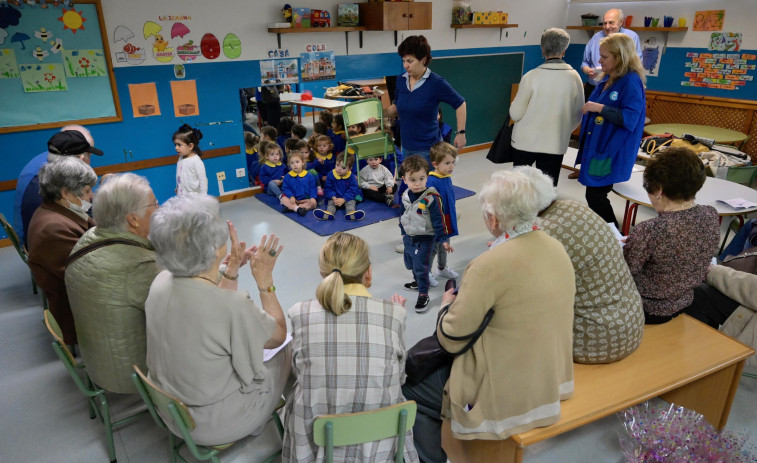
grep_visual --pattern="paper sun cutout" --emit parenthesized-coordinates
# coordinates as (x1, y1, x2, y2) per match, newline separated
(143, 21, 161, 39)
(171, 22, 190, 39)
(113, 25, 134, 43)
(59, 8, 86, 34)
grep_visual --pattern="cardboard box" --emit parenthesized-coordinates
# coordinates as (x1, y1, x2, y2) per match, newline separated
(293, 8, 311, 28)
(473, 12, 485, 24)
(338, 4, 359, 26)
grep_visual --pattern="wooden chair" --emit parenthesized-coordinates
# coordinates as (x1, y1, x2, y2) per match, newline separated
(313, 401, 417, 463)
(131, 366, 283, 463)
(44, 310, 147, 463)
(341, 98, 397, 176)
(0, 212, 40, 299)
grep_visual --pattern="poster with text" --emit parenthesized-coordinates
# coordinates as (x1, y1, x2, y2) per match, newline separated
(300, 51, 335, 81)
(259, 58, 299, 85)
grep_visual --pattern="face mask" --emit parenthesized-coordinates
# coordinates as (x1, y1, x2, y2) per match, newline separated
(67, 195, 92, 214)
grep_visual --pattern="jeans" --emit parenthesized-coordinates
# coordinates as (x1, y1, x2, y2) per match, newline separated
(266, 180, 282, 198)
(720, 218, 755, 260)
(430, 238, 449, 270)
(401, 364, 452, 463)
(585, 184, 618, 227)
(402, 148, 431, 164)
(403, 235, 434, 294)
(326, 199, 356, 215)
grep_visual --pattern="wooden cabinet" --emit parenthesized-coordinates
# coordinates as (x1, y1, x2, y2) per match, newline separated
(359, 2, 432, 31)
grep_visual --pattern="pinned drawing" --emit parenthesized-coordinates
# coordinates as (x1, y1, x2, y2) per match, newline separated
(20, 62, 68, 92)
(63, 49, 106, 77)
(174, 63, 185, 79)
(113, 25, 134, 43)
(222, 33, 241, 59)
(118, 43, 145, 65)
(34, 27, 52, 42)
(709, 32, 741, 52)
(176, 40, 200, 62)
(32, 45, 48, 61)
(200, 33, 220, 59)
(171, 22, 189, 39)
(129, 82, 161, 117)
(693, 10, 725, 31)
(143, 21, 162, 39)
(58, 8, 87, 34)
(0, 48, 20, 78)
(170, 79, 199, 116)
(152, 34, 173, 63)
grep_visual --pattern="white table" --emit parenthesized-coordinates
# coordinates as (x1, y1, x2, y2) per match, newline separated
(613, 170, 757, 234)
(251, 93, 347, 125)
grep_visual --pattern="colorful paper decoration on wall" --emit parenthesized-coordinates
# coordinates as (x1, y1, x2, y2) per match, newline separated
(128, 82, 160, 117)
(300, 50, 335, 81)
(20, 62, 67, 92)
(259, 58, 299, 85)
(222, 33, 241, 59)
(200, 33, 220, 59)
(113, 25, 145, 65)
(170, 79, 199, 116)
(63, 49, 105, 76)
(0, 49, 20, 78)
(709, 32, 741, 52)
(682, 52, 755, 90)
(693, 10, 724, 32)
(58, 7, 86, 34)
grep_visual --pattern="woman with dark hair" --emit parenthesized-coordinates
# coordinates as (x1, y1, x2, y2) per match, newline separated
(383, 35, 467, 160)
(623, 147, 720, 324)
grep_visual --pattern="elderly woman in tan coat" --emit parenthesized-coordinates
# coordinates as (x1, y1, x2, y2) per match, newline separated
(402, 170, 575, 463)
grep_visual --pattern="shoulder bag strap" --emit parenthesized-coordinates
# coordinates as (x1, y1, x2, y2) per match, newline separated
(65, 238, 145, 267)
(437, 305, 495, 356)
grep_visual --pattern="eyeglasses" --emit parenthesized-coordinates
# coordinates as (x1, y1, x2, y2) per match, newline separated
(138, 200, 160, 210)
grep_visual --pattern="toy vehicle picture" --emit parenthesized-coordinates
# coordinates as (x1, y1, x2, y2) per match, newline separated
(311, 9, 331, 27)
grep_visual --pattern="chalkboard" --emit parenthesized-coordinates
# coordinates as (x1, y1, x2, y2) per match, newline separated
(433, 53, 524, 147)
(0, 0, 121, 133)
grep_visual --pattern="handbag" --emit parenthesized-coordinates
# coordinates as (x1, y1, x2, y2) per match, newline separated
(486, 121, 514, 164)
(721, 246, 757, 274)
(405, 305, 494, 386)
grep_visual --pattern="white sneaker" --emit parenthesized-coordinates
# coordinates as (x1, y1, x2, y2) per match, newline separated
(395, 242, 404, 253)
(428, 272, 439, 287)
(435, 267, 459, 279)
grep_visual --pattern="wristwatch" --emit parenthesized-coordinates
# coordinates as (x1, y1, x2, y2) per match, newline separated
(456, 129, 466, 135)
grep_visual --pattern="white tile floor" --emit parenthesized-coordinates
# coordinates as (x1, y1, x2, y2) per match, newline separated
(0, 148, 754, 462)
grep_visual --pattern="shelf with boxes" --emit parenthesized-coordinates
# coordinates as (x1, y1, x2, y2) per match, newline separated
(269, 4, 366, 54)
(566, 25, 688, 54)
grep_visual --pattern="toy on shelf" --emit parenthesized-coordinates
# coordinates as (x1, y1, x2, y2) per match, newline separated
(312, 9, 331, 27)
(282, 4, 292, 23)
(293, 7, 311, 28)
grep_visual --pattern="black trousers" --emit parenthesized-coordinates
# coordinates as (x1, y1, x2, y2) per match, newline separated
(583, 82, 596, 102)
(683, 283, 740, 328)
(585, 184, 618, 227)
(362, 185, 392, 203)
(512, 148, 563, 186)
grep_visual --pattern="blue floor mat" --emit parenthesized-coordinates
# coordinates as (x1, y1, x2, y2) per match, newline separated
(255, 186, 476, 236)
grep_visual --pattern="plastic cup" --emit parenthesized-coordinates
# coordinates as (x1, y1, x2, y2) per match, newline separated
(625, 15, 633, 28)
(651, 18, 660, 27)
(678, 17, 687, 27)
(644, 16, 652, 27)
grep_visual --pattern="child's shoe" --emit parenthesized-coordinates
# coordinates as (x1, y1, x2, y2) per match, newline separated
(403, 281, 418, 292)
(345, 210, 365, 221)
(313, 209, 334, 221)
(435, 267, 459, 279)
(282, 207, 293, 213)
(395, 242, 404, 253)
(317, 186, 324, 197)
(428, 272, 439, 287)
(415, 294, 430, 313)
(297, 207, 308, 217)
(385, 194, 394, 206)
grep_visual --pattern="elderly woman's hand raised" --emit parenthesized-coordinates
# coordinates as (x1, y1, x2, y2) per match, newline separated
(249, 234, 283, 292)
(218, 220, 254, 289)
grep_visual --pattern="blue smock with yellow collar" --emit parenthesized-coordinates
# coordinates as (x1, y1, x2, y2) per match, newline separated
(576, 72, 645, 187)
(282, 169, 317, 200)
(324, 169, 361, 202)
(426, 171, 458, 237)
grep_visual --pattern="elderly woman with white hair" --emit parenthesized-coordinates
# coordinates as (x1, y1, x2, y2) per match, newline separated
(28, 157, 97, 347)
(518, 166, 644, 364)
(145, 193, 290, 446)
(65, 173, 161, 394)
(402, 170, 575, 463)
(509, 28, 584, 186)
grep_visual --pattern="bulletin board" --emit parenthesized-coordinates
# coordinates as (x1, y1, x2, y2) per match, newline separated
(0, 0, 121, 133)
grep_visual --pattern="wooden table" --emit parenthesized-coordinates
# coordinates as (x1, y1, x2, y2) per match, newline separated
(644, 123, 748, 146)
(613, 170, 757, 234)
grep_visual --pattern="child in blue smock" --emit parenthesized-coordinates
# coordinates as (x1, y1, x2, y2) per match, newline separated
(309, 134, 337, 189)
(313, 152, 365, 221)
(330, 114, 347, 155)
(258, 142, 287, 198)
(281, 149, 317, 216)
(426, 142, 459, 285)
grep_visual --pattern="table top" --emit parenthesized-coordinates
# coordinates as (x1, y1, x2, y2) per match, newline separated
(613, 170, 757, 216)
(644, 123, 748, 144)
(278, 93, 348, 110)
(344, 78, 386, 87)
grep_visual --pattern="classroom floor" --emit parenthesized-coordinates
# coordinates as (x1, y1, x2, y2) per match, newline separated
(1, 148, 755, 462)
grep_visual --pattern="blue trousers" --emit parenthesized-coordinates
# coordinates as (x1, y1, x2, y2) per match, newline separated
(266, 180, 282, 198)
(401, 364, 452, 463)
(403, 236, 433, 294)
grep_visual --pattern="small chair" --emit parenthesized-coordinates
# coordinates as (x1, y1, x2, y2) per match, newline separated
(131, 366, 283, 463)
(725, 165, 757, 187)
(312, 401, 417, 463)
(0, 212, 39, 298)
(341, 98, 397, 176)
(44, 310, 147, 463)
(719, 218, 743, 256)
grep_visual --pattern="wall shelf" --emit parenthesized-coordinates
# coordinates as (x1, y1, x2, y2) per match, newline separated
(566, 25, 688, 54)
(267, 26, 367, 54)
(450, 23, 519, 42)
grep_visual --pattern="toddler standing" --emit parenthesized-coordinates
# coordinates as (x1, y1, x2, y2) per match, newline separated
(280, 149, 317, 216)
(314, 152, 365, 221)
(258, 142, 287, 198)
(399, 155, 451, 312)
(174, 124, 208, 195)
(427, 142, 460, 285)
(359, 156, 395, 206)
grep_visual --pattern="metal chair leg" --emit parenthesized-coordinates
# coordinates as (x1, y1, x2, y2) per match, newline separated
(98, 393, 118, 463)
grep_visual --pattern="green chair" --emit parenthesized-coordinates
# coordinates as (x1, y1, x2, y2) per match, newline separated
(0, 212, 40, 298)
(44, 310, 148, 463)
(313, 401, 417, 463)
(725, 165, 757, 187)
(341, 98, 397, 176)
(131, 366, 284, 463)
(718, 218, 743, 256)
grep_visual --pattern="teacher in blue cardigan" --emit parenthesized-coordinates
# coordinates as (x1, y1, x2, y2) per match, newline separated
(383, 35, 467, 160)
(576, 33, 646, 226)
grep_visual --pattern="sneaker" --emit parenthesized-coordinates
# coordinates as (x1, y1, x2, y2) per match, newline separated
(313, 209, 334, 221)
(404, 281, 418, 292)
(415, 294, 430, 313)
(317, 186, 324, 197)
(297, 207, 308, 217)
(395, 243, 404, 253)
(345, 210, 365, 221)
(385, 194, 394, 206)
(435, 267, 459, 279)
(428, 272, 439, 287)
(282, 207, 293, 213)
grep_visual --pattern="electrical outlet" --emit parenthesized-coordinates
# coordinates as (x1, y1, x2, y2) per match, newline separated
(216, 171, 226, 181)
(236, 168, 246, 178)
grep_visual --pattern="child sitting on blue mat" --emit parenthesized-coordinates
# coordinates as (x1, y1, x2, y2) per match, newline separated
(330, 114, 347, 155)
(280, 147, 317, 216)
(309, 135, 336, 196)
(314, 152, 365, 222)
(359, 155, 395, 207)
(427, 142, 460, 285)
(258, 142, 287, 198)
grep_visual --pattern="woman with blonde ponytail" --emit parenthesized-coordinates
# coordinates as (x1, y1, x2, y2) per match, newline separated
(283, 232, 419, 463)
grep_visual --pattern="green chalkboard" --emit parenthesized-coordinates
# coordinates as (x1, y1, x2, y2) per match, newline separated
(433, 53, 523, 147)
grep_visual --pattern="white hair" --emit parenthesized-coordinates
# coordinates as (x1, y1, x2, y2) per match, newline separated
(149, 193, 228, 277)
(479, 170, 543, 234)
(93, 173, 153, 232)
(38, 157, 97, 202)
(513, 166, 557, 212)
(541, 28, 571, 58)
